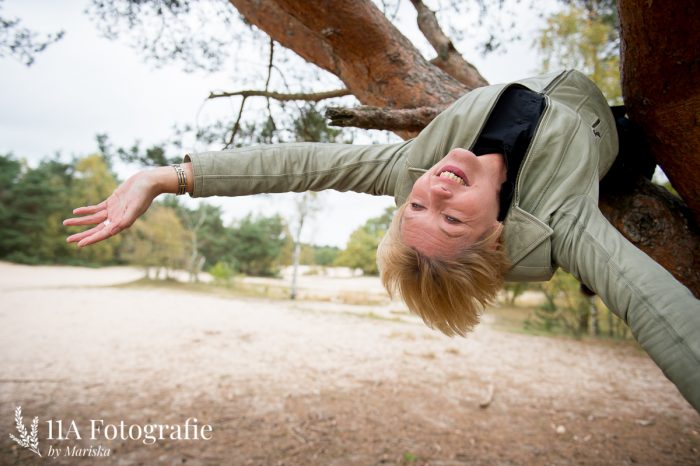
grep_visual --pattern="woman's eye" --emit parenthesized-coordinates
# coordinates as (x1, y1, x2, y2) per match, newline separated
(410, 203, 423, 210)
(445, 215, 460, 224)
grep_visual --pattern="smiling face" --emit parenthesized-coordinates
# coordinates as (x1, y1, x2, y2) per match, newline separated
(400, 148, 507, 258)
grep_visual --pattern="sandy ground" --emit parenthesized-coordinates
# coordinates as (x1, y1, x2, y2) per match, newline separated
(0, 262, 698, 465)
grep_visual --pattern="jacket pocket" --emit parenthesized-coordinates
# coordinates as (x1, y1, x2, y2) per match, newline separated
(503, 206, 555, 282)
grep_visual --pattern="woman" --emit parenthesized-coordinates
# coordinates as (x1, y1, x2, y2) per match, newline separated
(64, 70, 700, 412)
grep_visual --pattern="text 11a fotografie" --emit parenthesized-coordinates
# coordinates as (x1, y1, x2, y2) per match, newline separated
(45, 418, 213, 444)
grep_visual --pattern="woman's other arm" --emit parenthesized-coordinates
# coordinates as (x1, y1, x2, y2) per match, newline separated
(551, 195, 700, 412)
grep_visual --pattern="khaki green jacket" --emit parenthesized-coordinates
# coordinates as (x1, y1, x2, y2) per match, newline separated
(186, 70, 700, 412)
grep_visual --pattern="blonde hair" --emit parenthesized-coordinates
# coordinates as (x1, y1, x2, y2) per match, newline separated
(377, 203, 509, 336)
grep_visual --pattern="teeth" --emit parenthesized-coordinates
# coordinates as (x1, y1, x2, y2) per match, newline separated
(439, 171, 465, 185)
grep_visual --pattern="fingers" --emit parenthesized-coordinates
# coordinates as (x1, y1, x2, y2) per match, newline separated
(66, 219, 122, 248)
(72, 201, 107, 215)
(63, 210, 108, 227)
(76, 224, 114, 248)
(66, 224, 104, 244)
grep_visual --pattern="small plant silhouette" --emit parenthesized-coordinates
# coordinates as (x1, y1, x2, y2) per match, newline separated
(9, 406, 41, 457)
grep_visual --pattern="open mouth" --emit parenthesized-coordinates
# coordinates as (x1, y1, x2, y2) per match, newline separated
(437, 165, 468, 186)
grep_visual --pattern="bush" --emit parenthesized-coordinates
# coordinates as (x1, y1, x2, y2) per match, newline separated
(208, 261, 235, 285)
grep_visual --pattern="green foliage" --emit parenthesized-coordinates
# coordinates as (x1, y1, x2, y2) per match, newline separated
(121, 204, 192, 275)
(503, 281, 529, 306)
(96, 133, 179, 167)
(334, 206, 395, 275)
(537, 3, 621, 104)
(208, 260, 234, 284)
(69, 154, 120, 263)
(225, 213, 287, 277)
(0, 154, 23, 252)
(525, 270, 591, 337)
(293, 104, 342, 143)
(520, 269, 630, 339)
(163, 198, 230, 269)
(161, 198, 291, 277)
(0, 154, 84, 264)
(312, 245, 340, 266)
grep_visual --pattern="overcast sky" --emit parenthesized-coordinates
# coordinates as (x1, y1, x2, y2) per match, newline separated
(0, 0, 555, 248)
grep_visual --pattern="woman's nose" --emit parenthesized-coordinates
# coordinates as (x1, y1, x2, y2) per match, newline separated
(431, 183, 453, 199)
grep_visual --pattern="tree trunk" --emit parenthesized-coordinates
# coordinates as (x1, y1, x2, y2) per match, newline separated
(617, 0, 700, 224)
(290, 218, 304, 300)
(228, 0, 700, 296)
(612, 0, 700, 296)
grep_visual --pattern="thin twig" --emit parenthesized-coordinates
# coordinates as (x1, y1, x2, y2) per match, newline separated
(325, 105, 445, 131)
(264, 38, 276, 135)
(208, 88, 351, 102)
(224, 95, 248, 149)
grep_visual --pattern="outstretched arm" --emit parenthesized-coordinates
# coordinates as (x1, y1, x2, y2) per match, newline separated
(64, 140, 409, 247)
(184, 141, 408, 198)
(63, 164, 193, 247)
(551, 195, 700, 412)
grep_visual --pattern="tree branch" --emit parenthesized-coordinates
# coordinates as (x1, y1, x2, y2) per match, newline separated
(229, 0, 468, 110)
(208, 88, 351, 102)
(410, 0, 488, 89)
(325, 105, 445, 131)
(600, 174, 700, 297)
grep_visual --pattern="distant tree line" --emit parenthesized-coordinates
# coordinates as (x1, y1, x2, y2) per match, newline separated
(0, 151, 398, 278)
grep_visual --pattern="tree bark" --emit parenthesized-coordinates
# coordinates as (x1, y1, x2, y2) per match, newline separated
(617, 0, 700, 224)
(326, 105, 445, 132)
(227, 0, 700, 296)
(228, 0, 467, 109)
(600, 176, 700, 296)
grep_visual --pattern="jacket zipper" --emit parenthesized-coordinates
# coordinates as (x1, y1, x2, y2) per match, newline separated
(512, 95, 552, 205)
(511, 70, 570, 205)
(541, 69, 570, 96)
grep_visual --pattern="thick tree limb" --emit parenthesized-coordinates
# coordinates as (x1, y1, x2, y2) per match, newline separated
(228, 0, 468, 110)
(410, 0, 488, 89)
(600, 176, 700, 297)
(208, 88, 351, 101)
(325, 105, 445, 131)
(229, 0, 338, 75)
(618, 0, 700, 225)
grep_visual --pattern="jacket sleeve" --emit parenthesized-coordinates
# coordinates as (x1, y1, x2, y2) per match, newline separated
(551, 195, 700, 412)
(183, 141, 410, 198)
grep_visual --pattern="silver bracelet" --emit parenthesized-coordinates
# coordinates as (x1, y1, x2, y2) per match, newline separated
(172, 164, 187, 195)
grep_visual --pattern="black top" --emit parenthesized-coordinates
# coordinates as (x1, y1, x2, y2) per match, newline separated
(472, 86, 545, 221)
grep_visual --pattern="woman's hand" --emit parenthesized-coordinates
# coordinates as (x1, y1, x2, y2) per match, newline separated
(63, 170, 160, 248)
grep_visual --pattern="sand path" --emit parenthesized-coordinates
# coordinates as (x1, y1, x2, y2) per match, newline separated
(0, 262, 697, 465)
